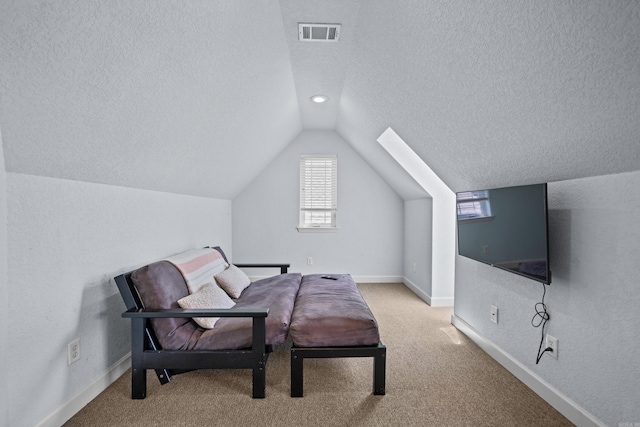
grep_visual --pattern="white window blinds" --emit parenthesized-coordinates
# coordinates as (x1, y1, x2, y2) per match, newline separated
(456, 190, 492, 220)
(299, 154, 337, 228)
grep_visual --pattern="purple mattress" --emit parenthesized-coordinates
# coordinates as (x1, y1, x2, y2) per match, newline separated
(195, 272, 302, 350)
(289, 274, 380, 347)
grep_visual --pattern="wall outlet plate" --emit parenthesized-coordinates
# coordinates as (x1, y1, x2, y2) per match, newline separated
(68, 339, 81, 365)
(546, 334, 558, 359)
(490, 305, 498, 324)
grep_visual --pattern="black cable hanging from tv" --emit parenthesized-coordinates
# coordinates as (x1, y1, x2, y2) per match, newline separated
(532, 282, 552, 364)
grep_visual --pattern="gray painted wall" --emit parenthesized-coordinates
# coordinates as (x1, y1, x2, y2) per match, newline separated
(454, 170, 640, 426)
(0, 128, 8, 426)
(403, 198, 432, 296)
(5, 173, 232, 427)
(232, 130, 403, 278)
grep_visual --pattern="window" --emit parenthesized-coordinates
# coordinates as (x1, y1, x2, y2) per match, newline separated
(299, 154, 338, 231)
(456, 190, 493, 221)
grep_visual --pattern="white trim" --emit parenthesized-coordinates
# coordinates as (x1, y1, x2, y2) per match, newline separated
(352, 275, 404, 283)
(451, 315, 606, 427)
(246, 275, 404, 283)
(401, 277, 454, 307)
(402, 276, 432, 305)
(430, 296, 455, 307)
(296, 227, 339, 233)
(299, 154, 338, 229)
(35, 353, 131, 427)
(377, 128, 456, 304)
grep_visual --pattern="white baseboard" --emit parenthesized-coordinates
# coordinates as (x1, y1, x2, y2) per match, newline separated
(352, 275, 404, 284)
(247, 275, 404, 283)
(401, 277, 432, 305)
(451, 315, 605, 427)
(35, 353, 131, 427)
(401, 277, 454, 307)
(429, 296, 454, 307)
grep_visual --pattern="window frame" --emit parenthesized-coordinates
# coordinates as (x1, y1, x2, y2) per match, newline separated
(456, 190, 494, 223)
(297, 154, 338, 232)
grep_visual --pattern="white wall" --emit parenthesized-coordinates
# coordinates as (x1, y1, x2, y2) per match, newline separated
(403, 198, 432, 301)
(0, 127, 8, 426)
(233, 130, 403, 279)
(453, 170, 640, 426)
(377, 127, 455, 305)
(6, 173, 232, 427)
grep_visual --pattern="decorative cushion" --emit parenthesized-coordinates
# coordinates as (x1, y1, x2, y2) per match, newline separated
(215, 264, 251, 298)
(177, 282, 235, 329)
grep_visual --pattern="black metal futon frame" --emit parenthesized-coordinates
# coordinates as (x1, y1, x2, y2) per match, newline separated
(114, 257, 289, 399)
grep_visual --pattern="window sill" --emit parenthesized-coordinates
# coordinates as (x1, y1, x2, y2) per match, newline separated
(458, 216, 495, 224)
(296, 227, 339, 233)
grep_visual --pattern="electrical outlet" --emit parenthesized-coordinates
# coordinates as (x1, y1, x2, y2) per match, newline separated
(412, 262, 416, 272)
(490, 305, 498, 324)
(307, 257, 313, 265)
(546, 335, 558, 359)
(68, 339, 81, 365)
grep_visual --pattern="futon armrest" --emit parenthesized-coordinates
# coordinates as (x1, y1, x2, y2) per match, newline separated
(122, 307, 269, 319)
(235, 263, 290, 274)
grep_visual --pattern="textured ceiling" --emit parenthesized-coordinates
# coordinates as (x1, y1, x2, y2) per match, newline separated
(336, 0, 640, 193)
(1, 0, 639, 199)
(0, 0, 301, 199)
(279, 0, 362, 130)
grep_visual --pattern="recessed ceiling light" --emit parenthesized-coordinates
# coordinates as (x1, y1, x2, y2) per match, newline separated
(311, 95, 328, 103)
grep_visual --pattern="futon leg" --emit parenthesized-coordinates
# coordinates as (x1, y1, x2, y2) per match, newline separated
(131, 367, 147, 399)
(290, 344, 386, 397)
(291, 351, 304, 397)
(252, 362, 266, 399)
(373, 348, 386, 395)
(131, 318, 147, 399)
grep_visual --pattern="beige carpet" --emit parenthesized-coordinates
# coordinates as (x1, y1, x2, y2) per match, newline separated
(66, 283, 573, 426)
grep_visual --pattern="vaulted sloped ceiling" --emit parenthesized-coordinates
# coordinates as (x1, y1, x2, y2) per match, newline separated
(280, 0, 428, 200)
(336, 0, 640, 193)
(0, 1, 301, 199)
(1, 1, 639, 199)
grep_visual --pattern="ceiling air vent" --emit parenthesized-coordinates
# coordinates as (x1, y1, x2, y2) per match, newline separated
(298, 23, 341, 42)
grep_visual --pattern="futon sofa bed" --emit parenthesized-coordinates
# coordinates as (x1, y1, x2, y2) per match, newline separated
(114, 246, 385, 399)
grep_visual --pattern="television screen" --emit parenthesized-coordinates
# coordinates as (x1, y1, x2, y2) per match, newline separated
(456, 183, 551, 284)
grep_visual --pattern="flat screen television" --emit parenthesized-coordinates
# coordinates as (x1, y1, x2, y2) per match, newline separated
(456, 183, 551, 284)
